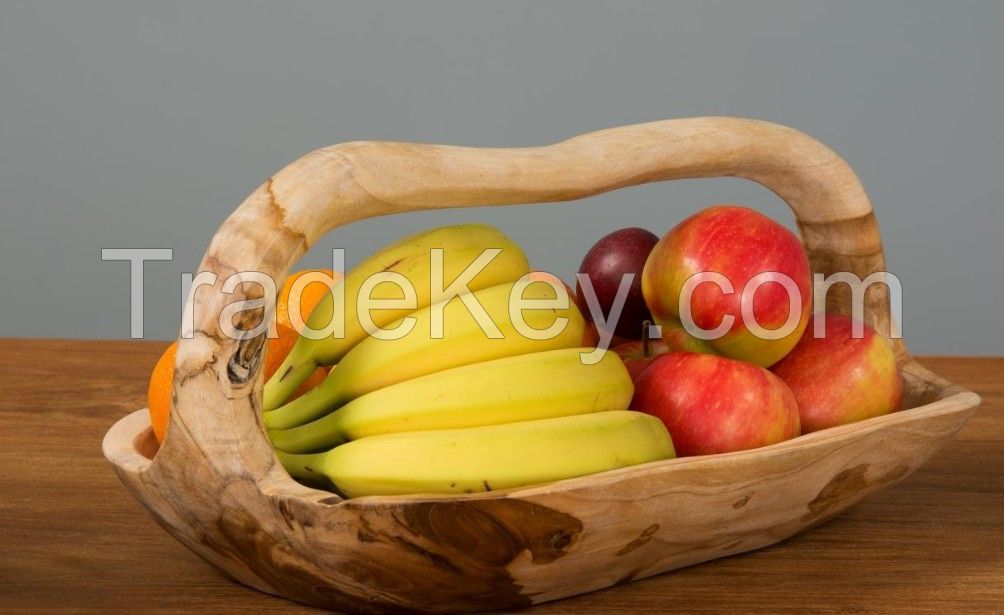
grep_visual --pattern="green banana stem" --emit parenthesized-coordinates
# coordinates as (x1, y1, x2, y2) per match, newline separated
(263, 374, 345, 430)
(273, 449, 333, 484)
(269, 410, 348, 453)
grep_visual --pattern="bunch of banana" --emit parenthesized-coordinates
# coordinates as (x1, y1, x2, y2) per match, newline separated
(275, 410, 674, 497)
(268, 347, 634, 452)
(263, 279, 586, 429)
(266, 223, 675, 497)
(264, 223, 531, 410)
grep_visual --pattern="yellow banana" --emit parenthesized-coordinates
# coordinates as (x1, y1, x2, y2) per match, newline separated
(264, 223, 531, 410)
(263, 280, 586, 430)
(275, 410, 675, 497)
(268, 347, 632, 453)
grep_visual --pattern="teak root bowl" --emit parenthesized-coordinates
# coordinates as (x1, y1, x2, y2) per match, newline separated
(103, 117, 981, 613)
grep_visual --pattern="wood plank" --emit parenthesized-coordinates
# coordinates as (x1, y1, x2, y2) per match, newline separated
(0, 339, 1000, 614)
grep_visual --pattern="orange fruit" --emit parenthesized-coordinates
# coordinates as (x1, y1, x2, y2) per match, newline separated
(264, 323, 329, 398)
(147, 342, 177, 444)
(147, 269, 338, 445)
(275, 269, 342, 331)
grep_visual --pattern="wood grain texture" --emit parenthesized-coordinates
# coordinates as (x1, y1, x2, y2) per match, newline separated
(97, 118, 982, 612)
(2, 340, 1000, 614)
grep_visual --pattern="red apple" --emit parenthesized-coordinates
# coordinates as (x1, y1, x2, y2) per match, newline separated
(632, 351, 800, 456)
(528, 270, 574, 297)
(612, 336, 671, 382)
(771, 313, 903, 433)
(656, 317, 717, 355)
(641, 206, 812, 367)
(581, 320, 601, 348)
(576, 227, 659, 339)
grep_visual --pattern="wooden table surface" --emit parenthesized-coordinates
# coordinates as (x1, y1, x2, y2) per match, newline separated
(1, 339, 1000, 614)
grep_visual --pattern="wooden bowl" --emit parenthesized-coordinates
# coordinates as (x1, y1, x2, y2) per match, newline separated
(102, 117, 980, 613)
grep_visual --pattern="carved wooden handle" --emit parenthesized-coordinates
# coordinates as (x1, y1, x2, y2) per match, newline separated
(165, 117, 895, 480)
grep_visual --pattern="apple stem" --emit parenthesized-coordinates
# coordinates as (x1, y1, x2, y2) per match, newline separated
(642, 320, 652, 358)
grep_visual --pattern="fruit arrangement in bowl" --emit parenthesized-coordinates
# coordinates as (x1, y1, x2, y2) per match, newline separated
(106, 117, 980, 613)
(148, 206, 903, 498)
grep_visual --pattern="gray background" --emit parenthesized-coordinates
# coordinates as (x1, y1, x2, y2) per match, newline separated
(1, 1, 1001, 354)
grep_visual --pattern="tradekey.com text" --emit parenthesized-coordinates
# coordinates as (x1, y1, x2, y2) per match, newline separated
(101, 247, 902, 359)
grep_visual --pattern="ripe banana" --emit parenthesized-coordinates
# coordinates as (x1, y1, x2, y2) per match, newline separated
(274, 410, 675, 497)
(264, 224, 531, 410)
(263, 280, 586, 430)
(268, 347, 632, 453)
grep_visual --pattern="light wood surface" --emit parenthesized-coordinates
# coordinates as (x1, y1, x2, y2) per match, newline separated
(3, 339, 1000, 614)
(98, 118, 981, 612)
